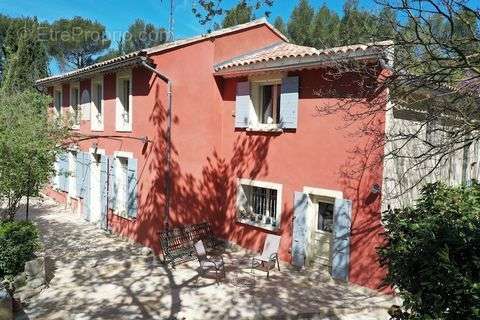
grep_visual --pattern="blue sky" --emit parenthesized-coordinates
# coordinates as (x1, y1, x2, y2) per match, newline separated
(2, 0, 379, 42)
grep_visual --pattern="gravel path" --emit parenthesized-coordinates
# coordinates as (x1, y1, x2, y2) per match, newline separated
(18, 196, 399, 320)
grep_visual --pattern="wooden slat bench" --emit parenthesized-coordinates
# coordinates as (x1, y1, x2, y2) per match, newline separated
(159, 222, 224, 268)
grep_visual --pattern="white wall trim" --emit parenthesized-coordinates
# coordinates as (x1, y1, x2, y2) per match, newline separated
(115, 70, 133, 132)
(302, 186, 343, 199)
(69, 82, 80, 129)
(53, 86, 63, 116)
(114, 151, 133, 159)
(90, 76, 104, 131)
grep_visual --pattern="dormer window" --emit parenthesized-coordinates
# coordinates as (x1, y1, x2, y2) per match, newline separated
(70, 83, 80, 128)
(116, 72, 132, 132)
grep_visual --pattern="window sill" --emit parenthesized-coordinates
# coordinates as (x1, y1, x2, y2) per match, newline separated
(237, 218, 280, 232)
(91, 128, 104, 132)
(246, 124, 283, 133)
(71, 125, 80, 130)
(115, 128, 132, 133)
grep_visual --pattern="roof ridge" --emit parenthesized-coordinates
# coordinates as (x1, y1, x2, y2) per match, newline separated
(213, 41, 286, 69)
(37, 18, 289, 84)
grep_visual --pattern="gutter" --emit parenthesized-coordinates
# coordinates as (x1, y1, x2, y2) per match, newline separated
(140, 58, 173, 229)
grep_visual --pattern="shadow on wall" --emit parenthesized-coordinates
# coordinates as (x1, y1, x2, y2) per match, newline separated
(310, 65, 390, 291)
(110, 80, 275, 256)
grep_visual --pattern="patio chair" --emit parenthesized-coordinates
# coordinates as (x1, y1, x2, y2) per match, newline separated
(194, 240, 225, 283)
(251, 234, 281, 278)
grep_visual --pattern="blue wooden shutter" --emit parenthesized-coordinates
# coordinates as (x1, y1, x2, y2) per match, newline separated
(76, 152, 84, 198)
(127, 158, 138, 218)
(100, 155, 108, 228)
(292, 191, 308, 267)
(331, 198, 352, 281)
(280, 76, 299, 129)
(82, 154, 91, 221)
(59, 153, 68, 192)
(53, 155, 60, 189)
(235, 81, 251, 128)
(109, 157, 116, 210)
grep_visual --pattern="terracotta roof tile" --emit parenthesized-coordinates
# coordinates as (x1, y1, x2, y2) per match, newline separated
(214, 40, 394, 72)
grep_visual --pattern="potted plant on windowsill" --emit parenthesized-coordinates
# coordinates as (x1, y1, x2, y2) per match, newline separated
(271, 218, 277, 228)
(265, 216, 271, 225)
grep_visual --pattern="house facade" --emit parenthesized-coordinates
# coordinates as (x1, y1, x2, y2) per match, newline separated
(37, 19, 393, 291)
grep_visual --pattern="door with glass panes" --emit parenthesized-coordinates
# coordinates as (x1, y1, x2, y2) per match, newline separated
(306, 195, 334, 268)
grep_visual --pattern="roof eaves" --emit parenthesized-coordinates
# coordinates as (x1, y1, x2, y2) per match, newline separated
(214, 40, 394, 74)
(36, 51, 150, 87)
(214, 50, 383, 77)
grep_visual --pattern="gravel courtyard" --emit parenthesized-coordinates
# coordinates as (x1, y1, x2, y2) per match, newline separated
(17, 196, 399, 320)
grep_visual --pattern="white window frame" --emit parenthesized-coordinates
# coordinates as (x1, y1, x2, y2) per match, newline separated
(303, 186, 343, 235)
(115, 71, 133, 132)
(113, 151, 133, 218)
(247, 73, 284, 132)
(236, 178, 282, 231)
(69, 82, 80, 129)
(91, 76, 104, 131)
(53, 86, 62, 117)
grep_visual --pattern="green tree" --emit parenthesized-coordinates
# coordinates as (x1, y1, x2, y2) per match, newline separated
(48, 17, 110, 70)
(0, 90, 68, 220)
(338, 0, 377, 45)
(222, 1, 254, 28)
(273, 16, 287, 36)
(287, 0, 315, 46)
(123, 19, 167, 53)
(1, 18, 48, 93)
(379, 183, 480, 319)
(309, 4, 341, 48)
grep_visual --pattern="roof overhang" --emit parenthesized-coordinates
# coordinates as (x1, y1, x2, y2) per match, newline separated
(36, 51, 153, 88)
(214, 50, 387, 78)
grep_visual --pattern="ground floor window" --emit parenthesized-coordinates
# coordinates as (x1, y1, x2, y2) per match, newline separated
(68, 151, 77, 197)
(115, 156, 129, 217)
(237, 178, 282, 230)
(316, 201, 334, 233)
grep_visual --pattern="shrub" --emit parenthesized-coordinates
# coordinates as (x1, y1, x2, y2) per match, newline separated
(379, 182, 480, 320)
(0, 221, 40, 278)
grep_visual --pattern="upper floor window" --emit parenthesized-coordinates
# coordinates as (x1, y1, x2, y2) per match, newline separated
(252, 81, 281, 125)
(70, 83, 80, 128)
(53, 88, 62, 116)
(116, 72, 132, 131)
(91, 78, 104, 131)
(235, 75, 299, 132)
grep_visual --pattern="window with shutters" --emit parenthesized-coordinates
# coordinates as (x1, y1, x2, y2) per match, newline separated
(91, 77, 104, 131)
(53, 88, 62, 116)
(115, 156, 129, 218)
(235, 74, 299, 132)
(316, 201, 334, 233)
(68, 151, 77, 197)
(251, 81, 281, 125)
(236, 178, 282, 231)
(70, 83, 80, 129)
(116, 71, 132, 131)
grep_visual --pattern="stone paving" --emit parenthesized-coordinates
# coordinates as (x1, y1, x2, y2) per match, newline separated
(17, 196, 400, 320)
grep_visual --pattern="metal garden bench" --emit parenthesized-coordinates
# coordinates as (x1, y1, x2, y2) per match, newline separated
(159, 222, 224, 268)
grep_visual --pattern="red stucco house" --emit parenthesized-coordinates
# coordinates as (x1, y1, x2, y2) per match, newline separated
(36, 19, 392, 291)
